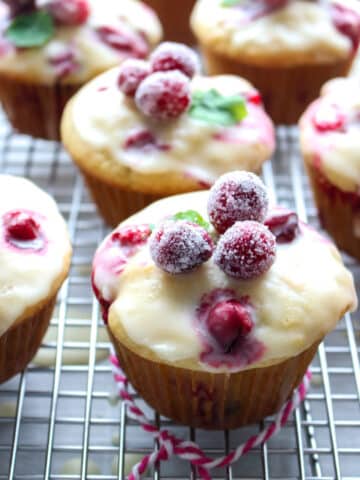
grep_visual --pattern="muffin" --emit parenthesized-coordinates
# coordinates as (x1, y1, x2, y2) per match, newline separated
(0, 0, 162, 140)
(0, 175, 71, 383)
(300, 77, 360, 259)
(142, 0, 195, 44)
(191, 0, 360, 125)
(92, 172, 356, 429)
(61, 42, 275, 227)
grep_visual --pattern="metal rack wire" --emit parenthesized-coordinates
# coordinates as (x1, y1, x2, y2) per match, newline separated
(0, 110, 359, 479)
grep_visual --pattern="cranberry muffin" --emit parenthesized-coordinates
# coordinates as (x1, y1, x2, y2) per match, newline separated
(191, 0, 360, 124)
(0, 175, 71, 383)
(0, 0, 162, 139)
(62, 42, 275, 227)
(92, 172, 356, 429)
(300, 77, 360, 259)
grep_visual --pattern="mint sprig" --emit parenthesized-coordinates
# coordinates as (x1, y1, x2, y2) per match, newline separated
(221, 0, 241, 6)
(173, 210, 211, 231)
(189, 89, 247, 126)
(5, 11, 55, 48)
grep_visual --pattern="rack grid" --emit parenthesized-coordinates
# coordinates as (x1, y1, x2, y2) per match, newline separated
(0, 110, 359, 480)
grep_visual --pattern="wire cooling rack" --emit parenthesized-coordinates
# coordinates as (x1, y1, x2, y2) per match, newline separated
(0, 110, 359, 480)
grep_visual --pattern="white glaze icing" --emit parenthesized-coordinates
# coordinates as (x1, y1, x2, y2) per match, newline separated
(191, 0, 360, 65)
(71, 69, 275, 185)
(0, 175, 70, 337)
(0, 0, 162, 84)
(93, 191, 357, 372)
(300, 77, 360, 192)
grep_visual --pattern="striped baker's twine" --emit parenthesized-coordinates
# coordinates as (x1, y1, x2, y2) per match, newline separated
(109, 351, 311, 480)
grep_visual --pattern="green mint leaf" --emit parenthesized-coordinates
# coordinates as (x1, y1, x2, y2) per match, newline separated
(6, 11, 55, 48)
(221, 0, 241, 6)
(189, 89, 247, 126)
(173, 210, 211, 231)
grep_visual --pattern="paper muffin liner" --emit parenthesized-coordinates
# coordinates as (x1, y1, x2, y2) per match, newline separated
(0, 295, 57, 384)
(306, 162, 360, 260)
(143, 0, 196, 44)
(0, 75, 78, 140)
(201, 46, 353, 125)
(110, 328, 319, 430)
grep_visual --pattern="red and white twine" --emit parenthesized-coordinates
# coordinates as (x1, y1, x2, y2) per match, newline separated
(109, 351, 311, 480)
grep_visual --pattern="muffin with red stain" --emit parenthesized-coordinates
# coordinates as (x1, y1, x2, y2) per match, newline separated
(92, 171, 356, 429)
(300, 77, 360, 259)
(0, 0, 162, 140)
(0, 175, 71, 383)
(61, 42, 275, 227)
(191, 0, 360, 124)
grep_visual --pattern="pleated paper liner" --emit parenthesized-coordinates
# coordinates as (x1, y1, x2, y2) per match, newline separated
(110, 326, 320, 430)
(0, 295, 57, 384)
(200, 46, 353, 125)
(0, 75, 78, 140)
(306, 162, 360, 260)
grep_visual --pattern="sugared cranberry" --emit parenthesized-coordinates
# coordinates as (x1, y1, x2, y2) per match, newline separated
(96, 26, 149, 59)
(111, 224, 151, 247)
(214, 221, 276, 280)
(3, 0, 35, 16)
(149, 221, 214, 274)
(118, 59, 150, 97)
(150, 42, 200, 79)
(313, 103, 346, 133)
(208, 171, 269, 234)
(331, 3, 360, 51)
(3, 211, 39, 241)
(46, 0, 90, 26)
(135, 71, 191, 120)
(265, 211, 299, 243)
(207, 300, 253, 353)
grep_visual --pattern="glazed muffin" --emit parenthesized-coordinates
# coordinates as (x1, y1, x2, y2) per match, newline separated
(62, 42, 275, 227)
(92, 172, 356, 429)
(191, 0, 360, 124)
(0, 0, 162, 140)
(0, 175, 71, 383)
(142, 0, 196, 44)
(300, 77, 360, 259)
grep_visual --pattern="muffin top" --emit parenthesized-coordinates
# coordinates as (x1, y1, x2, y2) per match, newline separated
(300, 77, 360, 193)
(92, 175, 356, 373)
(0, 175, 71, 337)
(191, 0, 360, 66)
(0, 0, 162, 84)
(62, 45, 275, 193)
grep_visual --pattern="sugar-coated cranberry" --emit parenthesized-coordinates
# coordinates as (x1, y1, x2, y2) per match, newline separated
(313, 103, 346, 133)
(331, 3, 360, 51)
(135, 71, 191, 120)
(207, 300, 253, 353)
(149, 221, 214, 274)
(46, 0, 90, 26)
(150, 42, 200, 79)
(96, 26, 149, 59)
(3, 0, 35, 16)
(3, 211, 39, 241)
(118, 59, 150, 97)
(111, 224, 151, 247)
(208, 171, 269, 234)
(214, 221, 276, 280)
(265, 210, 299, 243)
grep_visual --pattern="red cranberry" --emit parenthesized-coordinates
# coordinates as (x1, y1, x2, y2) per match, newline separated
(331, 3, 360, 51)
(313, 103, 346, 132)
(135, 71, 191, 120)
(3, 211, 39, 241)
(47, 46, 78, 78)
(214, 221, 276, 280)
(123, 129, 170, 152)
(208, 171, 269, 234)
(118, 59, 150, 97)
(46, 0, 90, 26)
(3, 0, 35, 16)
(149, 221, 214, 274)
(245, 90, 263, 106)
(111, 224, 151, 247)
(150, 42, 199, 79)
(207, 300, 253, 353)
(265, 211, 299, 243)
(96, 26, 149, 59)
